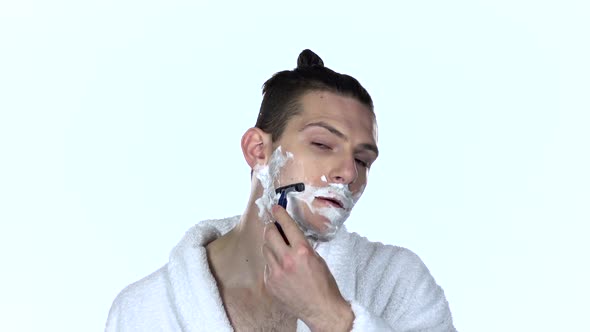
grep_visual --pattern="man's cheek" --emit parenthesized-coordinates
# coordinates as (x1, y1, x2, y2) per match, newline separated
(352, 184, 366, 203)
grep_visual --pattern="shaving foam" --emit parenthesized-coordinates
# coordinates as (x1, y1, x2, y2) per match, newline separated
(286, 182, 362, 242)
(253, 146, 293, 221)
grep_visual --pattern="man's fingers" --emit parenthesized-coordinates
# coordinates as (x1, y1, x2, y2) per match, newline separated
(263, 222, 290, 254)
(274, 222, 290, 245)
(261, 242, 279, 268)
(271, 205, 307, 245)
(263, 264, 271, 284)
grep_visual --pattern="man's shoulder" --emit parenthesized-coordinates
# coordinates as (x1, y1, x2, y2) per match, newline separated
(106, 266, 174, 330)
(106, 218, 239, 331)
(107, 217, 237, 312)
(341, 230, 440, 296)
(340, 231, 454, 330)
(111, 266, 168, 307)
(343, 230, 426, 271)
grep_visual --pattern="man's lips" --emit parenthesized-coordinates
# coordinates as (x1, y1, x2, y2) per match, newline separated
(316, 196, 344, 209)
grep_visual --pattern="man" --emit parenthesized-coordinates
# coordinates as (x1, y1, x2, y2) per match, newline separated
(106, 49, 455, 331)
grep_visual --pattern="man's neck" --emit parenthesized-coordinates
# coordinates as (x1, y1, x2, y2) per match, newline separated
(206, 205, 270, 295)
(205, 206, 299, 330)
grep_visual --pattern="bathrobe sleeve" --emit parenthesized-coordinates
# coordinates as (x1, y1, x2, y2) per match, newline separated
(344, 234, 456, 332)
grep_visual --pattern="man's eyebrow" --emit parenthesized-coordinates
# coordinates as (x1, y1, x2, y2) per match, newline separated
(300, 121, 379, 157)
(300, 121, 347, 140)
(357, 143, 379, 158)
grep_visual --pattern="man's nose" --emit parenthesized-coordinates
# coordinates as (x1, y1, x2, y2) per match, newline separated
(329, 156, 358, 185)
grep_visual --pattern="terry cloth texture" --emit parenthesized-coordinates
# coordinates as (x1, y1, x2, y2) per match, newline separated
(106, 216, 455, 331)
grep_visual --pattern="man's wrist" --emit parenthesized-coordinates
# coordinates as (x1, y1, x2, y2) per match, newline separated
(308, 299, 354, 332)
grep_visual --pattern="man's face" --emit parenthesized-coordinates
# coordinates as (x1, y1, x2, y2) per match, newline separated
(271, 91, 378, 241)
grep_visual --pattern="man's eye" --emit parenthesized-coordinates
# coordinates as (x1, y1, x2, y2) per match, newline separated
(355, 159, 369, 168)
(312, 142, 332, 150)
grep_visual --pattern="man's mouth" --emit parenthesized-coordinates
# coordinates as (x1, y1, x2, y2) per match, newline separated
(316, 196, 344, 209)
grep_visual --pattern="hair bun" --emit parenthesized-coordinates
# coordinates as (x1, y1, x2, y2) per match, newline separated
(297, 49, 324, 68)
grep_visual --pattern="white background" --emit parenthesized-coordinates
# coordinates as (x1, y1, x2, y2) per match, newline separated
(1, 1, 589, 331)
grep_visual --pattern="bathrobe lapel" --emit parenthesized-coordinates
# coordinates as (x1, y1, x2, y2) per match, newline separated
(167, 218, 238, 332)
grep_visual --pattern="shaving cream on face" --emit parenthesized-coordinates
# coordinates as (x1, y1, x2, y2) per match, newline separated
(253, 150, 365, 241)
(286, 182, 361, 242)
(253, 146, 293, 222)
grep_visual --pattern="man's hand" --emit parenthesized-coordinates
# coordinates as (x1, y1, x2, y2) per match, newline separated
(262, 205, 354, 332)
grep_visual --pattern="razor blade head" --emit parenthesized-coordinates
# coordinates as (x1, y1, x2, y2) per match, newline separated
(275, 182, 305, 194)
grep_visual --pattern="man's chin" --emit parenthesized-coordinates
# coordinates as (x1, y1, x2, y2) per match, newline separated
(286, 200, 350, 243)
(294, 217, 344, 243)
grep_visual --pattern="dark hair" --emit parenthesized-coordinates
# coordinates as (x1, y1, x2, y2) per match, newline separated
(255, 49, 374, 142)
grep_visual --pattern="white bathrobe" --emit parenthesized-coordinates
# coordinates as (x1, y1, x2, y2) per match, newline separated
(106, 216, 455, 331)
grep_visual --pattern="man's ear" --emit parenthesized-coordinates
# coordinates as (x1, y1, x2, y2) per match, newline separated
(241, 127, 272, 169)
